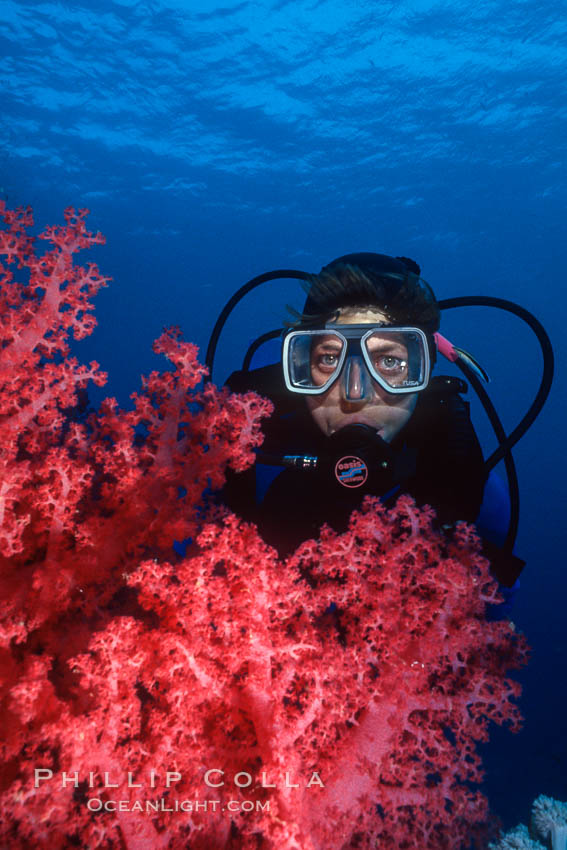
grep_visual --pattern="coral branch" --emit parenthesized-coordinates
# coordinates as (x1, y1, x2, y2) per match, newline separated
(0, 205, 527, 850)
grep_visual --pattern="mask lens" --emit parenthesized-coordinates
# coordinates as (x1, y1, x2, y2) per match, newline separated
(363, 330, 428, 390)
(286, 331, 345, 391)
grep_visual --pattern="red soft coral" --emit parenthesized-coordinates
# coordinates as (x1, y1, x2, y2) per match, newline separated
(0, 204, 271, 795)
(0, 205, 527, 850)
(0, 205, 271, 645)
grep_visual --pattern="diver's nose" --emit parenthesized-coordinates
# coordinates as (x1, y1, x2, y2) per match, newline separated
(342, 355, 371, 401)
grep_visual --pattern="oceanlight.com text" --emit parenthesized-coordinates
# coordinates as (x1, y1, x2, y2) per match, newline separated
(86, 798, 270, 814)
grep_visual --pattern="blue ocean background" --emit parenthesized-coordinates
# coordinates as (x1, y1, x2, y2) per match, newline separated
(2, 0, 565, 836)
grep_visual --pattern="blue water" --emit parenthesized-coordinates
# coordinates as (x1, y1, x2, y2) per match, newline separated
(2, 0, 565, 835)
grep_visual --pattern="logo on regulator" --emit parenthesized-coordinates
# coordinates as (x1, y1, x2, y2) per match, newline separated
(334, 455, 368, 488)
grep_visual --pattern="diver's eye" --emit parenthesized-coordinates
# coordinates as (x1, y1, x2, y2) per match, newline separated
(316, 352, 340, 372)
(375, 355, 407, 374)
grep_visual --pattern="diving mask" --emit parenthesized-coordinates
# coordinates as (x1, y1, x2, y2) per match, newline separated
(282, 324, 431, 397)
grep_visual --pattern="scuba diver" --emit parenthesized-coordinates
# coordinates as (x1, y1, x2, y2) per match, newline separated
(206, 252, 554, 594)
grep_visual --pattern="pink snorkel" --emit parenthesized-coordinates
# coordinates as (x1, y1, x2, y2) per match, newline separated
(434, 332, 459, 363)
(434, 332, 490, 382)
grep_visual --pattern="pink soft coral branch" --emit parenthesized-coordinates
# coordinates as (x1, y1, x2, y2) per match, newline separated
(0, 205, 527, 850)
(0, 203, 270, 643)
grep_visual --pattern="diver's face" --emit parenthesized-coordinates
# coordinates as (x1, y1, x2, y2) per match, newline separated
(306, 307, 419, 442)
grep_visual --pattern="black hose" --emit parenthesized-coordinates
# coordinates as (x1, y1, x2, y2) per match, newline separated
(204, 270, 311, 382)
(242, 330, 281, 372)
(438, 296, 553, 552)
(438, 296, 554, 469)
(455, 359, 520, 552)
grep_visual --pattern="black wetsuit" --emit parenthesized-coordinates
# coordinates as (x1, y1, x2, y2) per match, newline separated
(222, 364, 489, 559)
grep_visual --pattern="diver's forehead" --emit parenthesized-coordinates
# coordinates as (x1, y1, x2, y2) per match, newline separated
(313, 335, 342, 346)
(333, 307, 389, 325)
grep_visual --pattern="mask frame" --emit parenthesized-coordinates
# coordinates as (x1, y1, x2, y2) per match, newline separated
(281, 323, 431, 396)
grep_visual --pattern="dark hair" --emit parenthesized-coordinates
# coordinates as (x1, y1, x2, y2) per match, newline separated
(291, 252, 440, 337)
